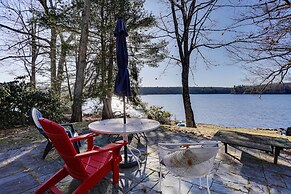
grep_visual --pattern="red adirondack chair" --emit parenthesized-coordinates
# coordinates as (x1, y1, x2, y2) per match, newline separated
(35, 118, 127, 194)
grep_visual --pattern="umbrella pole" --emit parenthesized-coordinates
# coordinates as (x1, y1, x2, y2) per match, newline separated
(123, 95, 126, 124)
(123, 95, 128, 163)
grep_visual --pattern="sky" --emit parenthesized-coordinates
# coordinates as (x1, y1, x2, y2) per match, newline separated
(0, 0, 248, 87)
(140, 0, 248, 87)
(0, 63, 21, 83)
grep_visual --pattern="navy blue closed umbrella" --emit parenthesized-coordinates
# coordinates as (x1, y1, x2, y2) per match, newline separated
(114, 17, 131, 124)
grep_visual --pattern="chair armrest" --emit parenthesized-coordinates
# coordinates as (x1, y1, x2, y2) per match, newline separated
(60, 123, 75, 133)
(101, 140, 127, 150)
(70, 133, 99, 142)
(75, 150, 101, 159)
(75, 141, 127, 159)
(70, 132, 99, 150)
(100, 141, 127, 158)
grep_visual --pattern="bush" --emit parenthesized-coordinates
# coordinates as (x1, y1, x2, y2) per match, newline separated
(146, 105, 171, 124)
(0, 79, 64, 129)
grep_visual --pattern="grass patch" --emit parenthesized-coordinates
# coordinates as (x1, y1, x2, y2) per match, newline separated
(0, 126, 43, 151)
(165, 123, 291, 141)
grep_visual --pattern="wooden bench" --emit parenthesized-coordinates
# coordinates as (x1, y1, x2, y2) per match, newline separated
(213, 130, 291, 164)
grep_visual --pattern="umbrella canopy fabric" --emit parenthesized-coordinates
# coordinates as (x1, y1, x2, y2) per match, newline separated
(114, 17, 131, 97)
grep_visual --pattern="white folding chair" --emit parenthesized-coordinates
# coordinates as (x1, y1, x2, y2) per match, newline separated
(158, 141, 220, 194)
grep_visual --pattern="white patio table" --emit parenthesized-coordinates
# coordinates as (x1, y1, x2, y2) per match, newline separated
(88, 118, 160, 168)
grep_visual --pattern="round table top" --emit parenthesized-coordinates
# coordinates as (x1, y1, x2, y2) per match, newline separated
(88, 118, 160, 135)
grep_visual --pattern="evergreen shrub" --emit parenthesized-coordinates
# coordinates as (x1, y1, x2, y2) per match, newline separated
(0, 79, 64, 129)
(146, 105, 171, 124)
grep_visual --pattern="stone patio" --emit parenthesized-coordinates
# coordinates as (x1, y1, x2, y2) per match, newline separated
(1, 127, 291, 193)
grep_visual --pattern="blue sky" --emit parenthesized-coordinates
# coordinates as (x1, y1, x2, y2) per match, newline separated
(140, 0, 247, 87)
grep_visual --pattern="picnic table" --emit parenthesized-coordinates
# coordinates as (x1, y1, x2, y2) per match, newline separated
(213, 130, 291, 164)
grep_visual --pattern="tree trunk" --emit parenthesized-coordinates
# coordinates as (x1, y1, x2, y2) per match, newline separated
(55, 34, 73, 97)
(71, 0, 91, 122)
(99, 0, 114, 120)
(38, 0, 57, 92)
(102, 97, 114, 119)
(55, 38, 66, 97)
(30, 21, 37, 90)
(65, 61, 72, 101)
(181, 58, 196, 128)
(101, 32, 115, 120)
(107, 34, 114, 95)
(50, 26, 57, 92)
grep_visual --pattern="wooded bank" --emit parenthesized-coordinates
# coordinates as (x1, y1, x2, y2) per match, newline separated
(139, 83, 291, 95)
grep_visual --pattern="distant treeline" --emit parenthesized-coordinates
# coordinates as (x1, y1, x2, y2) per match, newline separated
(139, 83, 291, 95)
(232, 83, 291, 94)
(139, 87, 231, 94)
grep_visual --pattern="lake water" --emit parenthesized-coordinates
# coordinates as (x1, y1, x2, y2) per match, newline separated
(141, 94, 291, 129)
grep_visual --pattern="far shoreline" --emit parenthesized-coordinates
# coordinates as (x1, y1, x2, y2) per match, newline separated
(139, 84, 291, 95)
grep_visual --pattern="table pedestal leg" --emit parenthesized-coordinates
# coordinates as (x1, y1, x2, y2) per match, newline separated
(120, 134, 138, 168)
(124, 144, 128, 163)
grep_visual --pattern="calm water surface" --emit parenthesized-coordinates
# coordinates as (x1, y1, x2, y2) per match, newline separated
(141, 94, 291, 129)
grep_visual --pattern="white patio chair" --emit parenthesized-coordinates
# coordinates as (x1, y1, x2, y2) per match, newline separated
(158, 141, 220, 194)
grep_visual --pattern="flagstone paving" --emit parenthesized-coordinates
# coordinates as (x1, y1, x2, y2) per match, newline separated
(0, 127, 291, 194)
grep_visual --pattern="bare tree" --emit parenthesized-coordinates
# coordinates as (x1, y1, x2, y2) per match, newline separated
(0, 0, 46, 89)
(227, 0, 290, 89)
(0, 0, 78, 95)
(159, 0, 222, 127)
